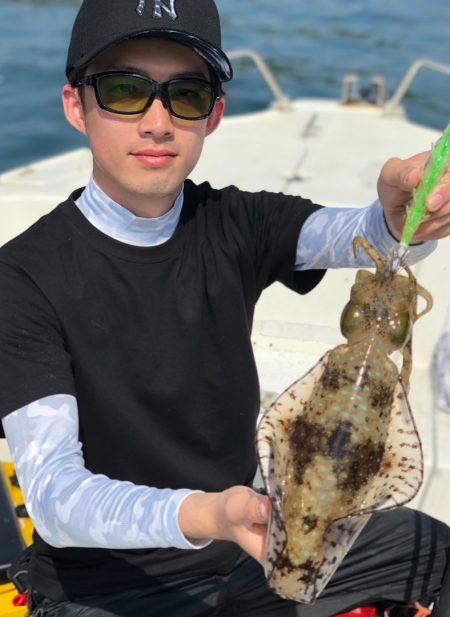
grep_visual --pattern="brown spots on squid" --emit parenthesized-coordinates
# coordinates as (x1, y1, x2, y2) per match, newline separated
(288, 417, 386, 495)
(335, 440, 385, 494)
(302, 515, 319, 534)
(321, 365, 341, 390)
(288, 416, 386, 497)
(297, 559, 320, 585)
(328, 422, 353, 457)
(275, 554, 297, 574)
(378, 458, 393, 477)
(275, 557, 318, 585)
(369, 380, 394, 410)
(289, 417, 327, 485)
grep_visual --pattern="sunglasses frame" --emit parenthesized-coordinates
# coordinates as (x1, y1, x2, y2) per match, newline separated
(74, 71, 220, 120)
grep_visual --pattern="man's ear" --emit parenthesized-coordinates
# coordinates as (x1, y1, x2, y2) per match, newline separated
(62, 84, 87, 135)
(205, 97, 225, 136)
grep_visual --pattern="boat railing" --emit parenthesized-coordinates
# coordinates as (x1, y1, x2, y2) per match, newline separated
(227, 50, 450, 121)
(384, 58, 450, 116)
(226, 49, 293, 111)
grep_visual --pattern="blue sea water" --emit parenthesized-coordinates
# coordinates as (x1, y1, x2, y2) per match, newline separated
(0, 0, 449, 173)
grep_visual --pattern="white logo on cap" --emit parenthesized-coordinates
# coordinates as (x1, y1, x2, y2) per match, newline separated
(136, 0, 146, 15)
(153, 0, 177, 19)
(136, 0, 177, 19)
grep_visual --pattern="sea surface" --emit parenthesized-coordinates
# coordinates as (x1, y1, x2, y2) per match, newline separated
(1, 0, 450, 173)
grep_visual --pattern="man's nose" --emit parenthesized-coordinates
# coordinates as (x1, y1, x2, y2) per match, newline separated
(138, 94, 174, 136)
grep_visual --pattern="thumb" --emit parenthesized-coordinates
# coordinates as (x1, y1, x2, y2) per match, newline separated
(402, 166, 421, 191)
(379, 155, 425, 193)
(247, 494, 270, 524)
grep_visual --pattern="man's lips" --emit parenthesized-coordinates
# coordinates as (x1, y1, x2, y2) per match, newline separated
(131, 150, 177, 168)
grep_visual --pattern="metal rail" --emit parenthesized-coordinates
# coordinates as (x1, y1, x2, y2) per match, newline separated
(226, 49, 293, 111)
(226, 52, 450, 119)
(384, 58, 450, 115)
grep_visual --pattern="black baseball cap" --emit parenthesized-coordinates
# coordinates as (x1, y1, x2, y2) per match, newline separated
(66, 0, 233, 82)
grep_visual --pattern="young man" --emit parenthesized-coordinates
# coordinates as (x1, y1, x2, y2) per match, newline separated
(1, 0, 450, 615)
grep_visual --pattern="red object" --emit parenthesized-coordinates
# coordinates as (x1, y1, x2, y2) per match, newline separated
(12, 593, 28, 607)
(334, 606, 377, 617)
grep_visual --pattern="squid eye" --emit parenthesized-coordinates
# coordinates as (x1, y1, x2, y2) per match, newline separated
(388, 312, 411, 346)
(340, 302, 364, 338)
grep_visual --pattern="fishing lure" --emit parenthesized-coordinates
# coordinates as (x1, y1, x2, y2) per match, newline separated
(256, 237, 433, 604)
(391, 123, 450, 271)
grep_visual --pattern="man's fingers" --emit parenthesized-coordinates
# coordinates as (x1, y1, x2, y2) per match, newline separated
(402, 166, 421, 190)
(426, 192, 445, 211)
(380, 154, 426, 189)
(426, 167, 450, 212)
(412, 216, 450, 242)
(244, 493, 270, 525)
(255, 495, 270, 523)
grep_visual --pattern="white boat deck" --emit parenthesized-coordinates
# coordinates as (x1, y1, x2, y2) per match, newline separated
(1, 85, 450, 524)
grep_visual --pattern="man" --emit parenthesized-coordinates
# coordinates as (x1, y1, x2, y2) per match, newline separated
(0, 0, 449, 615)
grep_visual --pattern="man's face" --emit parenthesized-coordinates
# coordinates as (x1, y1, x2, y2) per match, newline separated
(63, 38, 224, 216)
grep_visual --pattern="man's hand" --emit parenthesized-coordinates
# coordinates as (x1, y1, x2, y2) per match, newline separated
(178, 486, 271, 565)
(378, 151, 450, 242)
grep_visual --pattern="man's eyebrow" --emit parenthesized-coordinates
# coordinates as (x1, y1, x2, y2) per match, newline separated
(173, 71, 210, 80)
(105, 65, 209, 80)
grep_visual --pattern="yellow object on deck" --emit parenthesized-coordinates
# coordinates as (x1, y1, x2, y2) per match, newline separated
(0, 584, 27, 617)
(0, 462, 33, 617)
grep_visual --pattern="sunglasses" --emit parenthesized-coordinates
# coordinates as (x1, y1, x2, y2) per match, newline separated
(74, 71, 220, 120)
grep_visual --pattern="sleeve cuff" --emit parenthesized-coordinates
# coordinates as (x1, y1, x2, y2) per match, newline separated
(373, 200, 438, 264)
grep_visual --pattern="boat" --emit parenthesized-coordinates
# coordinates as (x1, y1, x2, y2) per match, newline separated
(0, 51, 450, 613)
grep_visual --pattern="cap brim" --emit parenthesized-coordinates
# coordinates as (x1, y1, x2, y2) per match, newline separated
(68, 30, 233, 82)
(153, 31, 233, 82)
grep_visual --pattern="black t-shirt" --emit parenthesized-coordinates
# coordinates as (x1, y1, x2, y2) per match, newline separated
(0, 179, 325, 600)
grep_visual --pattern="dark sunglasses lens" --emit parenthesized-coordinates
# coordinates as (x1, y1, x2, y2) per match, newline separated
(168, 81, 215, 119)
(98, 75, 152, 113)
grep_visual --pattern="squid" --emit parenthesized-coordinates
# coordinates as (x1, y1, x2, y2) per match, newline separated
(256, 236, 433, 603)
